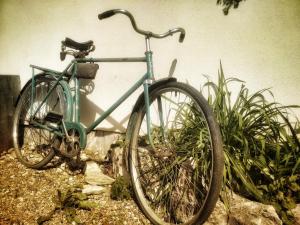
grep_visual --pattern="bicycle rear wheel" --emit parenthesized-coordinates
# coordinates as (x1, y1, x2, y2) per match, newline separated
(129, 82, 224, 225)
(13, 75, 68, 169)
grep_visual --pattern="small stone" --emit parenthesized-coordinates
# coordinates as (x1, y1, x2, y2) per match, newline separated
(80, 152, 89, 161)
(68, 177, 75, 184)
(82, 185, 104, 195)
(84, 161, 115, 185)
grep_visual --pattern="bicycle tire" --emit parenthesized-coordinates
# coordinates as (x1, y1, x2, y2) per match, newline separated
(128, 81, 224, 225)
(13, 75, 68, 169)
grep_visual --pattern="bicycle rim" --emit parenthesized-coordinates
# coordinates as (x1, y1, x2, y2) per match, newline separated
(129, 82, 223, 225)
(13, 76, 67, 168)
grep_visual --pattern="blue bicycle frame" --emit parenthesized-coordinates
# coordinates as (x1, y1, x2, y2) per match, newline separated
(29, 38, 158, 149)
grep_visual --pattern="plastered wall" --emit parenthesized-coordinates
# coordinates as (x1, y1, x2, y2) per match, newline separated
(1, 0, 299, 131)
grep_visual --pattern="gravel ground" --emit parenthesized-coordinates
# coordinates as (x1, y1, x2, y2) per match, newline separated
(0, 149, 150, 225)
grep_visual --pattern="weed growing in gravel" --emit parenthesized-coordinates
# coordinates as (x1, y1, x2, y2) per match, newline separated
(111, 176, 133, 201)
(37, 186, 98, 224)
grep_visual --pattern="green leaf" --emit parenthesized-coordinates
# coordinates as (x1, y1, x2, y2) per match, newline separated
(292, 158, 300, 174)
(78, 201, 98, 210)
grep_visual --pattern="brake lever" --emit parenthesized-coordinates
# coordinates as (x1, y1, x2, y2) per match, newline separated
(60, 52, 67, 61)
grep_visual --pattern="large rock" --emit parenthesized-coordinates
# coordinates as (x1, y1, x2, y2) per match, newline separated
(111, 146, 125, 177)
(228, 193, 282, 225)
(205, 193, 282, 225)
(292, 204, 300, 225)
(84, 161, 115, 185)
(204, 200, 228, 225)
(84, 130, 121, 161)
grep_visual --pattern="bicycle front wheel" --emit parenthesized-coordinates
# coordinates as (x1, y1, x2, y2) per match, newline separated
(129, 82, 224, 225)
(13, 75, 69, 169)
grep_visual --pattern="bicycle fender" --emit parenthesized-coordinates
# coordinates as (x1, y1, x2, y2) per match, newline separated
(58, 79, 73, 122)
(15, 73, 73, 122)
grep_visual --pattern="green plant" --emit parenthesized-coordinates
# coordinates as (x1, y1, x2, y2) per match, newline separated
(201, 63, 300, 224)
(37, 187, 98, 224)
(111, 176, 132, 200)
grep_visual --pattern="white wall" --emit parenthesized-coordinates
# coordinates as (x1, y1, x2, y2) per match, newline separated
(1, 0, 299, 131)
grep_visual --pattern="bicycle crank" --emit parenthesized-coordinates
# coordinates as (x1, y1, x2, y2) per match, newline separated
(60, 128, 81, 158)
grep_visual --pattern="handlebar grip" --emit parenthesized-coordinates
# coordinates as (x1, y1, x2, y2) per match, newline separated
(98, 10, 116, 20)
(179, 32, 185, 43)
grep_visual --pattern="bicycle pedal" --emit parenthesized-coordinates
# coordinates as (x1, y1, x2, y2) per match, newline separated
(44, 111, 63, 123)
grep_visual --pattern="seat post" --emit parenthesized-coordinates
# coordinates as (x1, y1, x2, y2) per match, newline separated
(145, 37, 151, 52)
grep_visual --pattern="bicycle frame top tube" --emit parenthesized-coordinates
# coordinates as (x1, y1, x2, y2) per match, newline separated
(77, 37, 154, 133)
(75, 37, 154, 77)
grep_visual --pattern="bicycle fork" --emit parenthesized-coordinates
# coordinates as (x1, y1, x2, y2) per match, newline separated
(144, 48, 166, 147)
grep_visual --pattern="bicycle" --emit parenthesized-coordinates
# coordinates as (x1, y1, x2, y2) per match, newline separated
(13, 9, 224, 225)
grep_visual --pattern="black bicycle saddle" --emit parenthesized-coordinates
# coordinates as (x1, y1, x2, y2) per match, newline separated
(62, 37, 94, 51)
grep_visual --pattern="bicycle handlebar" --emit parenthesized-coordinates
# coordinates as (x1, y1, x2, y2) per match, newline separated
(98, 9, 185, 43)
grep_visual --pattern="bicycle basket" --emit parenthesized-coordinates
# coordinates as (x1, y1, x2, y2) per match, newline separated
(68, 63, 99, 79)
